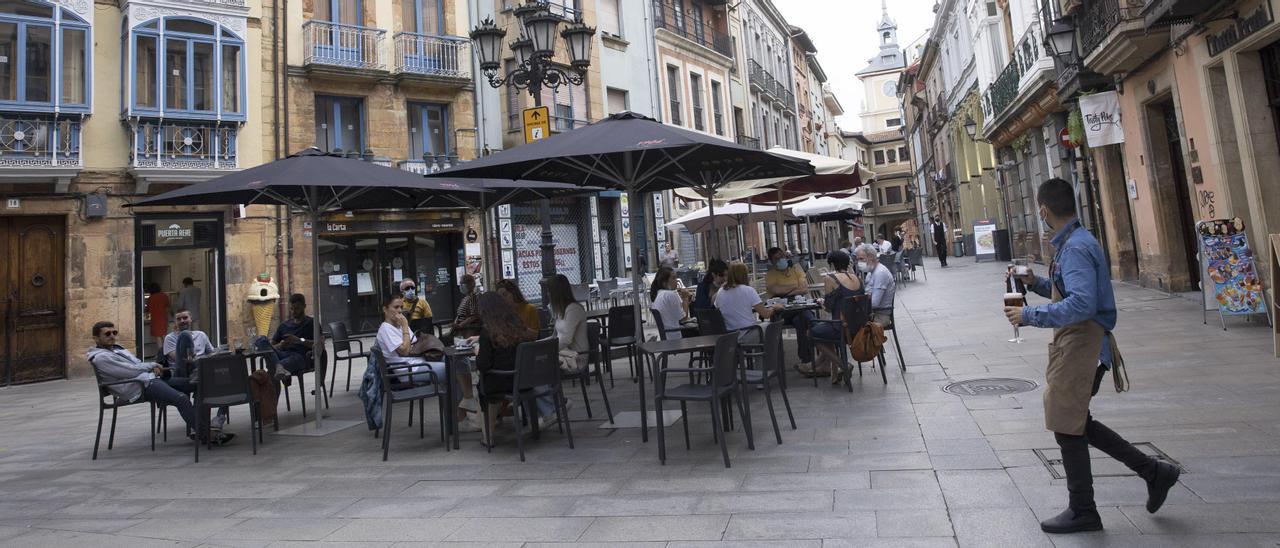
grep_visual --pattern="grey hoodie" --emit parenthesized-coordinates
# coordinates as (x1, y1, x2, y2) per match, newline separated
(87, 345, 156, 402)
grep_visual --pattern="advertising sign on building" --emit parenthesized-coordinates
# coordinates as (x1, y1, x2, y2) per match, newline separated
(515, 223, 582, 284)
(1077, 91, 1124, 146)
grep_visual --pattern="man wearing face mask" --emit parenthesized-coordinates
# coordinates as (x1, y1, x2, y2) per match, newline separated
(164, 308, 229, 432)
(452, 274, 482, 339)
(400, 278, 433, 333)
(1004, 178, 1179, 534)
(692, 259, 728, 311)
(765, 247, 816, 372)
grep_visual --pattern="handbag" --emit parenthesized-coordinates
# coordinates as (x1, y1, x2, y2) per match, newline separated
(409, 333, 446, 361)
(848, 321, 886, 363)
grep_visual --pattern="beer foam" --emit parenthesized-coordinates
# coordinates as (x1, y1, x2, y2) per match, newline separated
(1004, 292, 1024, 300)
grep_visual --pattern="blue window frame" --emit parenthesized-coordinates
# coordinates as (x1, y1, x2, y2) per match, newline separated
(408, 102, 447, 159)
(129, 17, 244, 121)
(315, 95, 364, 154)
(401, 0, 442, 35)
(0, 0, 91, 113)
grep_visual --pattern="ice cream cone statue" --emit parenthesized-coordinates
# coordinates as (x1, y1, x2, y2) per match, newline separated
(247, 273, 280, 335)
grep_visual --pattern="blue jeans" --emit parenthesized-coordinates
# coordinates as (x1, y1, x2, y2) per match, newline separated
(144, 378, 195, 430)
(254, 336, 309, 374)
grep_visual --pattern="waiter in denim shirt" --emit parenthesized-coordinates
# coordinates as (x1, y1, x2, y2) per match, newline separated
(1004, 179, 1180, 534)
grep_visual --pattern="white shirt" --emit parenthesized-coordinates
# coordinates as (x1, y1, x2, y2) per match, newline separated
(865, 263, 897, 310)
(652, 289, 685, 340)
(714, 285, 762, 332)
(377, 322, 426, 366)
(163, 329, 216, 358)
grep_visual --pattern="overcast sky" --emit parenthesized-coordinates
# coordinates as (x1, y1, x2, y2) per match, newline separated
(774, 0, 937, 132)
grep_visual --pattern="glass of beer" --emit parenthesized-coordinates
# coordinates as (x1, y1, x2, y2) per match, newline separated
(1005, 291, 1026, 343)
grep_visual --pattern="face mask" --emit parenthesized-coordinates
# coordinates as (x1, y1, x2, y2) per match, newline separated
(403, 289, 417, 300)
(856, 261, 869, 273)
(1038, 207, 1053, 230)
(775, 259, 789, 271)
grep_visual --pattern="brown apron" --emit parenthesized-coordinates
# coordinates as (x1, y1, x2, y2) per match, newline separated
(1043, 266, 1104, 436)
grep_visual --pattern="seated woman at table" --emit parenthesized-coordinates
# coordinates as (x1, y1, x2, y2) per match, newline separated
(808, 250, 864, 380)
(714, 262, 783, 341)
(496, 278, 539, 331)
(691, 259, 728, 311)
(377, 295, 482, 432)
(473, 292, 539, 434)
(451, 274, 482, 339)
(649, 267, 694, 340)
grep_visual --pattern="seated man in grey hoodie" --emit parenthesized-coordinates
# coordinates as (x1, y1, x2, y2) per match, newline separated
(88, 321, 233, 445)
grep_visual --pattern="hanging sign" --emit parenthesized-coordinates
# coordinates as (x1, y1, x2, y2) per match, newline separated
(1197, 218, 1267, 317)
(1078, 91, 1124, 146)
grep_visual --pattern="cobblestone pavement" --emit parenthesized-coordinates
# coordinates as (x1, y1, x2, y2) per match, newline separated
(1, 260, 1278, 547)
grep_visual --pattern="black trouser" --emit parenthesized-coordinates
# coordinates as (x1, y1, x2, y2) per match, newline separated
(1054, 365, 1157, 513)
(934, 239, 947, 266)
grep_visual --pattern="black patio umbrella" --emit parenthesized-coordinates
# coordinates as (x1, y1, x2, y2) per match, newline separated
(427, 111, 814, 375)
(129, 148, 490, 428)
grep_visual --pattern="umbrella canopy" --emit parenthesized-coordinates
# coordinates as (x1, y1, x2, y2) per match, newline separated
(129, 148, 491, 430)
(674, 146, 866, 202)
(666, 202, 797, 233)
(460, 179, 603, 208)
(129, 148, 487, 210)
(789, 195, 869, 218)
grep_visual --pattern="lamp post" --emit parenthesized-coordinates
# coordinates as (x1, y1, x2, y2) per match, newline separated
(470, 5, 595, 283)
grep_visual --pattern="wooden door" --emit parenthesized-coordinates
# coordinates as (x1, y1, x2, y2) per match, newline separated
(2, 216, 66, 385)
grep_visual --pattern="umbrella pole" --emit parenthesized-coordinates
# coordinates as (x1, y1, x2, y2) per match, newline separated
(480, 206, 495, 291)
(707, 193, 718, 260)
(775, 189, 785, 251)
(806, 215, 815, 266)
(311, 209, 324, 430)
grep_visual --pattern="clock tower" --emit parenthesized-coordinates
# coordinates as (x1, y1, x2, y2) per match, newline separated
(855, 1, 907, 131)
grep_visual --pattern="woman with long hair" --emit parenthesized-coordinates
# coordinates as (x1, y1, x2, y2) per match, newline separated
(474, 292, 538, 434)
(808, 249, 864, 380)
(714, 262, 783, 332)
(495, 278, 539, 331)
(375, 294, 451, 389)
(649, 267, 691, 339)
(544, 274, 587, 367)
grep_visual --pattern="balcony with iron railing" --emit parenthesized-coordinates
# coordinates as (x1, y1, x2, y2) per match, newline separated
(736, 134, 762, 150)
(748, 59, 778, 96)
(129, 120, 237, 191)
(303, 20, 387, 72)
(394, 33, 472, 81)
(981, 22, 1050, 122)
(652, 1, 733, 58)
(1079, 0, 1168, 75)
(399, 154, 461, 174)
(0, 115, 83, 190)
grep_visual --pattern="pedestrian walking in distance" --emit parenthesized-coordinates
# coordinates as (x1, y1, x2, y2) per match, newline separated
(1003, 178, 1180, 534)
(930, 217, 948, 267)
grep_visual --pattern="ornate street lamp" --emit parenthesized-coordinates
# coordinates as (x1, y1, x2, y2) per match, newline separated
(963, 116, 978, 140)
(469, 1, 597, 281)
(1045, 17, 1077, 61)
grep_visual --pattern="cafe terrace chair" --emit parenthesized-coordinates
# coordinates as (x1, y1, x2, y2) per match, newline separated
(654, 333, 750, 469)
(560, 321, 613, 423)
(571, 283, 592, 305)
(90, 357, 162, 460)
(811, 295, 883, 388)
(905, 248, 927, 281)
(537, 307, 555, 339)
(370, 343, 448, 461)
(480, 337, 574, 462)
(604, 305, 639, 386)
(739, 321, 795, 435)
(876, 297, 907, 373)
(193, 353, 263, 463)
(279, 346, 330, 419)
(596, 279, 618, 309)
(328, 321, 368, 394)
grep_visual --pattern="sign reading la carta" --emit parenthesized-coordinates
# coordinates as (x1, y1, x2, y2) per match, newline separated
(1207, 2, 1273, 57)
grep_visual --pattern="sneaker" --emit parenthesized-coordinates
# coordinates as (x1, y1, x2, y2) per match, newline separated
(213, 432, 236, 446)
(457, 415, 483, 433)
(537, 413, 558, 430)
(458, 398, 480, 413)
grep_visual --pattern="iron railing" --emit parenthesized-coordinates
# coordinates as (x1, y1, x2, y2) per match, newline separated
(0, 116, 81, 167)
(303, 20, 387, 70)
(1079, 0, 1145, 58)
(652, 0, 733, 57)
(399, 155, 460, 174)
(394, 33, 471, 78)
(132, 121, 237, 169)
(982, 22, 1043, 120)
(552, 115, 587, 132)
(736, 134, 762, 150)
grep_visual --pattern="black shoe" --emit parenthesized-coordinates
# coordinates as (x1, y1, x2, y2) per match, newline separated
(1145, 461, 1181, 513)
(1040, 508, 1103, 534)
(213, 432, 236, 446)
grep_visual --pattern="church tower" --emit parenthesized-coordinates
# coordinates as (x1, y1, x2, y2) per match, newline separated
(856, 1, 907, 131)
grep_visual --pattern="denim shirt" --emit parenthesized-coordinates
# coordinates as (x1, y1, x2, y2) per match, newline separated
(1021, 219, 1117, 366)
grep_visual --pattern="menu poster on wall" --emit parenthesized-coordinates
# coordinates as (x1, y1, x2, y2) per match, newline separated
(356, 272, 374, 295)
(972, 219, 997, 260)
(1197, 218, 1267, 317)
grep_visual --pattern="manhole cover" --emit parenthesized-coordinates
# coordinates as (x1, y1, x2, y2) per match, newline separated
(942, 378, 1038, 396)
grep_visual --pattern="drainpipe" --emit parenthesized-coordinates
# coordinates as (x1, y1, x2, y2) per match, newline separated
(282, 0, 294, 298)
(273, 0, 286, 320)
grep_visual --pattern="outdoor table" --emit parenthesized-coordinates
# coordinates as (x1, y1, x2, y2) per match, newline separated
(636, 334, 730, 443)
(442, 344, 475, 450)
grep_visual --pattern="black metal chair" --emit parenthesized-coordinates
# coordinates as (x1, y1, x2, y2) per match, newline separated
(279, 347, 330, 418)
(193, 353, 263, 462)
(537, 307, 555, 339)
(649, 307, 686, 342)
(480, 337, 574, 462)
(370, 344, 448, 461)
(693, 308, 727, 336)
(654, 333, 751, 468)
(561, 321, 613, 423)
(876, 299, 907, 372)
(905, 248, 926, 280)
(740, 321, 795, 437)
(604, 305, 639, 386)
(90, 358, 161, 460)
(328, 321, 368, 394)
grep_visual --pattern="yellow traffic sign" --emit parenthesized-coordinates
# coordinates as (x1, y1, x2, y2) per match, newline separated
(523, 106, 550, 143)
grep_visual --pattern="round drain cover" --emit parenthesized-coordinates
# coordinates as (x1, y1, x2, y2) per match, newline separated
(942, 378, 1038, 396)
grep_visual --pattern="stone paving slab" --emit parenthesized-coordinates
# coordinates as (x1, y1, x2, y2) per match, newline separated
(1, 260, 1277, 545)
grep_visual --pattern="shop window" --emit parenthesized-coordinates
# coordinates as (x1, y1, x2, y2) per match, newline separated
(315, 95, 364, 153)
(130, 17, 243, 119)
(0, 1, 90, 110)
